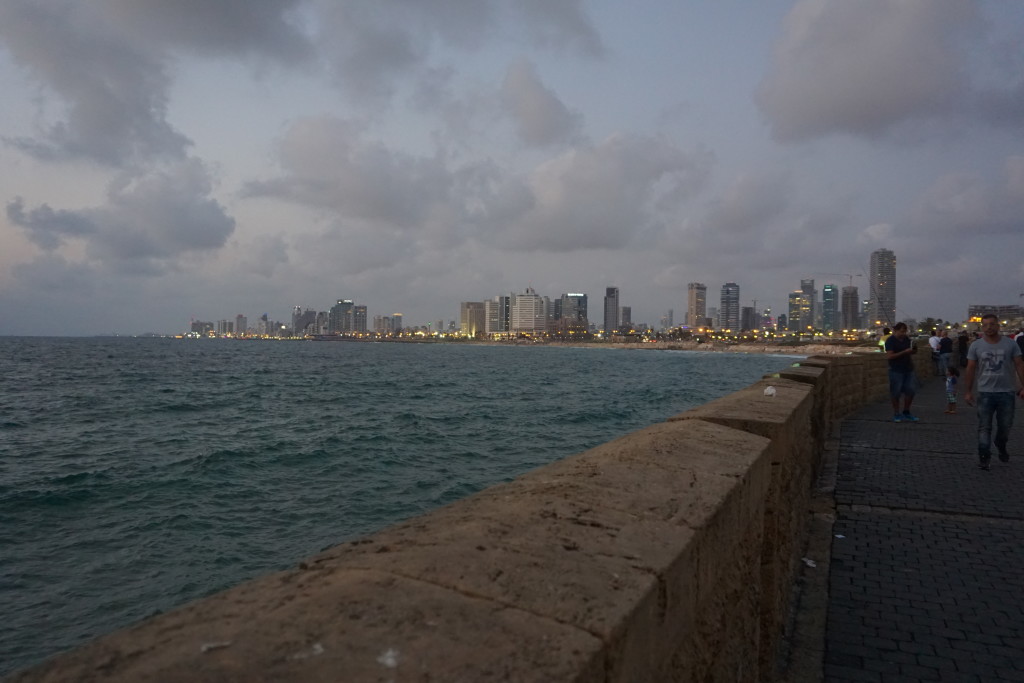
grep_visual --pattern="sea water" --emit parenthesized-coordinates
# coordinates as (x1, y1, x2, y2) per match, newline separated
(0, 337, 793, 674)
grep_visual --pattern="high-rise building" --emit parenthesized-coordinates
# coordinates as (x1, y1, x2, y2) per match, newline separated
(620, 306, 632, 330)
(560, 293, 588, 324)
(740, 306, 757, 332)
(603, 287, 620, 334)
(460, 301, 486, 336)
(822, 284, 838, 332)
(485, 296, 511, 335)
(788, 292, 805, 332)
(328, 299, 354, 333)
(800, 279, 816, 330)
(391, 313, 402, 333)
(719, 282, 740, 331)
(841, 286, 860, 330)
(352, 305, 367, 333)
(511, 288, 548, 334)
(555, 293, 588, 335)
(660, 309, 674, 331)
(235, 314, 247, 335)
(687, 283, 707, 328)
(869, 248, 896, 328)
(292, 307, 317, 336)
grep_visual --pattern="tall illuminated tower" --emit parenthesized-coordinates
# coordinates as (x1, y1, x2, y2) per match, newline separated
(687, 283, 707, 328)
(603, 287, 620, 334)
(822, 284, 838, 331)
(869, 248, 896, 327)
(719, 282, 740, 331)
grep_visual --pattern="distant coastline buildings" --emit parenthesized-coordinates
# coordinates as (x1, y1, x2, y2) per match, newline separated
(185, 246, 1023, 339)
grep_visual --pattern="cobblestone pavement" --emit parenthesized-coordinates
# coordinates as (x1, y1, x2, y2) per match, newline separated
(825, 378, 1024, 682)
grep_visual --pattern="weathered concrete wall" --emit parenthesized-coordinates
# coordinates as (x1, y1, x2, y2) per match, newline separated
(9, 351, 904, 683)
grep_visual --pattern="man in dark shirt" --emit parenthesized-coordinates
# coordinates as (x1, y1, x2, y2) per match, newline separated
(884, 322, 918, 422)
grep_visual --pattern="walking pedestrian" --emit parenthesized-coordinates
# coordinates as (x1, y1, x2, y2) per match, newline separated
(928, 329, 942, 376)
(938, 329, 953, 377)
(957, 330, 970, 368)
(964, 314, 1024, 470)
(885, 322, 919, 423)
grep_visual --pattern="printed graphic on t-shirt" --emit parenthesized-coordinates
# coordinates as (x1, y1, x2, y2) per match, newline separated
(979, 349, 1006, 376)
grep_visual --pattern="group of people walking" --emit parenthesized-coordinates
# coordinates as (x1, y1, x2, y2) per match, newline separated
(884, 315, 1024, 470)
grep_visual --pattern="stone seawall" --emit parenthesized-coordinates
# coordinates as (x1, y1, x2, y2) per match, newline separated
(10, 350, 926, 682)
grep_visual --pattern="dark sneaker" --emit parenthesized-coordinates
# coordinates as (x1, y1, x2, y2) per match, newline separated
(979, 454, 991, 470)
(902, 412, 919, 422)
(999, 449, 1010, 463)
(893, 414, 903, 423)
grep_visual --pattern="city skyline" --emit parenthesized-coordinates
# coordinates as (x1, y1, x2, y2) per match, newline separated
(191, 246, 1019, 337)
(2, 2, 1023, 335)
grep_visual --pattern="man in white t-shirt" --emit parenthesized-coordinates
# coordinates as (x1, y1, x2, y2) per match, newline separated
(964, 314, 1024, 470)
(928, 329, 942, 376)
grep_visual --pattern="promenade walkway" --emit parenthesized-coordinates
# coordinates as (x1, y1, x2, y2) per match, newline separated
(820, 376, 1024, 682)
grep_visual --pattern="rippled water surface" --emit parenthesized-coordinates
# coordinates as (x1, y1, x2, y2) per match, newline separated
(0, 337, 793, 674)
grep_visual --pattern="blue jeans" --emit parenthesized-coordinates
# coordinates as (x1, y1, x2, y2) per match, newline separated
(977, 392, 1016, 457)
(888, 369, 916, 400)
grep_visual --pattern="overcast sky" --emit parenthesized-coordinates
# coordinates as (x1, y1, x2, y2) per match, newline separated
(1, 0, 1022, 335)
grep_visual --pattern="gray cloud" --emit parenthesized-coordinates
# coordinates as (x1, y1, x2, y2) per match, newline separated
(244, 116, 452, 230)
(8, 159, 235, 271)
(484, 134, 713, 252)
(0, 0, 311, 166)
(702, 172, 792, 237)
(101, 0, 312, 62)
(909, 157, 1024, 238)
(501, 60, 582, 147)
(513, 0, 604, 57)
(313, 0, 603, 100)
(6, 197, 98, 250)
(757, 0, 979, 141)
(0, 1, 189, 164)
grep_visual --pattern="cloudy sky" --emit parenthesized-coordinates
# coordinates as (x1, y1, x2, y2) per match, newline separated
(1, 0, 1022, 335)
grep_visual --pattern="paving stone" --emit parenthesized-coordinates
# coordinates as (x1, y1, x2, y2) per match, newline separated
(824, 379, 1024, 682)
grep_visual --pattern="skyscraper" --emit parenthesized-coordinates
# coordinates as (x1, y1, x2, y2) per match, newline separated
(352, 305, 367, 333)
(869, 248, 896, 327)
(511, 288, 548, 334)
(555, 293, 588, 335)
(459, 302, 486, 336)
(800, 279, 816, 330)
(328, 299, 354, 333)
(822, 284, 838, 332)
(719, 282, 740, 331)
(603, 287, 620, 334)
(559, 293, 588, 324)
(841, 286, 860, 330)
(687, 282, 707, 328)
(788, 291, 805, 332)
(485, 295, 510, 335)
(740, 306, 757, 332)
